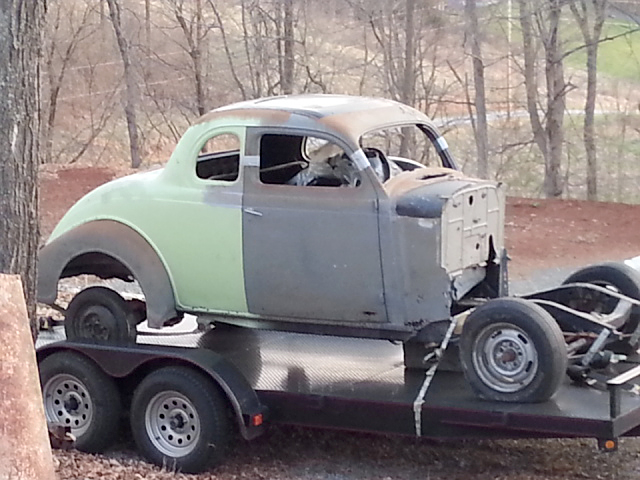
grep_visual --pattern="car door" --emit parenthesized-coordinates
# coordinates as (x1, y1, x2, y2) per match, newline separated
(242, 130, 387, 324)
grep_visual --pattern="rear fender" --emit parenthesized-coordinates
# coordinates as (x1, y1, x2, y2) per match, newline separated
(37, 220, 177, 328)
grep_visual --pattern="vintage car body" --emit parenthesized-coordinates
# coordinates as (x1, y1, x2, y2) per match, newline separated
(38, 94, 506, 342)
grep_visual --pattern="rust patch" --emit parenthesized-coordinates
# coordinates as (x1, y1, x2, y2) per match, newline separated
(195, 108, 292, 126)
(0, 275, 55, 479)
(383, 167, 465, 197)
(318, 105, 434, 141)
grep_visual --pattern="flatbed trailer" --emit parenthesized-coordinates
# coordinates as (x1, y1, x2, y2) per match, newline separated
(36, 327, 640, 473)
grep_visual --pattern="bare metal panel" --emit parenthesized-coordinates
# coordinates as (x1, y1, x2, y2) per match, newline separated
(242, 167, 387, 324)
(442, 183, 505, 273)
(391, 216, 452, 326)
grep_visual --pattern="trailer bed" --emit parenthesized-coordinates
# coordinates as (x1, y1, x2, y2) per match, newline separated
(37, 326, 640, 445)
(248, 330, 640, 442)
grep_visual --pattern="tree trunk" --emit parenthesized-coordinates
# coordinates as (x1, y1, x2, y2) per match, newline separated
(282, 0, 294, 95)
(465, 0, 489, 179)
(0, 0, 44, 339)
(570, 0, 607, 201)
(145, 0, 151, 50)
(175, 0, 207, 116)
(106, 0, 142, 169)
(399, 0, 416, 157)
(518, 0, 548, 163)
(518, 0, 566, 198)
(543, 0, 565, 198)
(194, 0, 206, 116)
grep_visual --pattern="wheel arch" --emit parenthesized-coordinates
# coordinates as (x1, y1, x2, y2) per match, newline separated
(37, 220, 177, 328)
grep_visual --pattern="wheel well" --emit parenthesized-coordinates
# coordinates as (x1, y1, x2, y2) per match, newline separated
(61, 252, 135, 282)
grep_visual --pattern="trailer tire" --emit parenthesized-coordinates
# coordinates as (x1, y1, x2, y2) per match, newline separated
(197, 323, 262, 385)
(460, 298, 567, 403)
(40, 351, 122, 452)
(130, 366, 230, 474)
(563, 262, 640, 333)
(65, 286, 137, 343)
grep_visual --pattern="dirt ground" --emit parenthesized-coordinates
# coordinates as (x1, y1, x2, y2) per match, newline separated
(40, 166, 640, 479)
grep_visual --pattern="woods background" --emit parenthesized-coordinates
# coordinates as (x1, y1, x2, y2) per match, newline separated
(44, 0, 640, 202)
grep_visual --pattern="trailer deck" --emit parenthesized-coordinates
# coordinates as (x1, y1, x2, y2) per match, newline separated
(37, 326, 640, 446)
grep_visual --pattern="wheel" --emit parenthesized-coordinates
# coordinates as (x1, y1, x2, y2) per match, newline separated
(563, 262, 640, 333)
(65, 286, 137, 343)
(459, 298, 567, 403)
(130, 366, 231, 473)
(39, 351, 122, 452)
(197, 323, 262, 386)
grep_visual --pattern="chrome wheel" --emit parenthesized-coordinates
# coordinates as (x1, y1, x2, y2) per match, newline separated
(471, 322, 538, 393)
(43, 373, 93, 436)
(145, 391, 201, 457)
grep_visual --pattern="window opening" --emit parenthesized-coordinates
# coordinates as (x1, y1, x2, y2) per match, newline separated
(196, 133, 240, 181)
(259, 134, 360, 187)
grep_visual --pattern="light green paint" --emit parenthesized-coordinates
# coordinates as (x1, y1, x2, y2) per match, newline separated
(48, 121, 250, 314)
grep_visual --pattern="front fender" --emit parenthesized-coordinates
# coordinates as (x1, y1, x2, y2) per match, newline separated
(37, 220, 177, 328)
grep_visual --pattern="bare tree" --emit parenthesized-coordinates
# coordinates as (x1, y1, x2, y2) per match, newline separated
(211, 0, 301, 99)
(518, 0, 567, 198)
(569, 0, 607, 201)
(44, 0, 99, 164)
(169, 0, 209, 115)
(282, 0, 294, 94)
(366, 0, 422, 156)
(0, 0, 45, 336)
(106, 0, 142, 168)
(465, 0, 489, 179)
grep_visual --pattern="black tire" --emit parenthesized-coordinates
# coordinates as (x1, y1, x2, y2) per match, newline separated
(39, 351, 122, 453)
(563, 262, 640, 333)
(65, 286, 137, 343)
(459, 298, 567, 403)
(197, 323, 262, 386)
(130, 366, 231, 474)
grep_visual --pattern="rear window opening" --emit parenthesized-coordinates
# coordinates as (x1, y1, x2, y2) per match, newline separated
(196, 133, 240, 182)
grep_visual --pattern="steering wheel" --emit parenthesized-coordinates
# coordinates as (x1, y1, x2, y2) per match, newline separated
(362, 147, 391, 182)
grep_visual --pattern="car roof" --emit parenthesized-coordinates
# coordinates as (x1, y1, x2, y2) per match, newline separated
(196, 94, 436, 142)
(214, 94, 407, 118)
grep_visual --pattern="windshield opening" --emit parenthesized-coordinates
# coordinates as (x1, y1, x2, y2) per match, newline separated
(359, 124, 456, 173)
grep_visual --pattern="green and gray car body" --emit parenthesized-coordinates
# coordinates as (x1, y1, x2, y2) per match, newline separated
(38, 95, 506, 342)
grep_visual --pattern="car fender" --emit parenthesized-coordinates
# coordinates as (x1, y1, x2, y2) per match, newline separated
(37, 220, 177, 328)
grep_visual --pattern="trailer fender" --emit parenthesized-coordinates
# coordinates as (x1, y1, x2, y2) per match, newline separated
(37, 220, 177, 328)
(36, 342, 266, 441)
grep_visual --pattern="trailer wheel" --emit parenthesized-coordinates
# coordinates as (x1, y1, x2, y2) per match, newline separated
(39, 351, 122, 452)
(130, 366, 230, 474)
(197, 323, 262, 385)
(460, 298, 567, 403)
(65, 286, 137, 343)
(563, 262, 640, 333)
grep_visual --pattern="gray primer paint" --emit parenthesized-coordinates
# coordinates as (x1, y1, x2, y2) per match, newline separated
(241, 128, 387, 324)
(393, 216, 453, 326)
